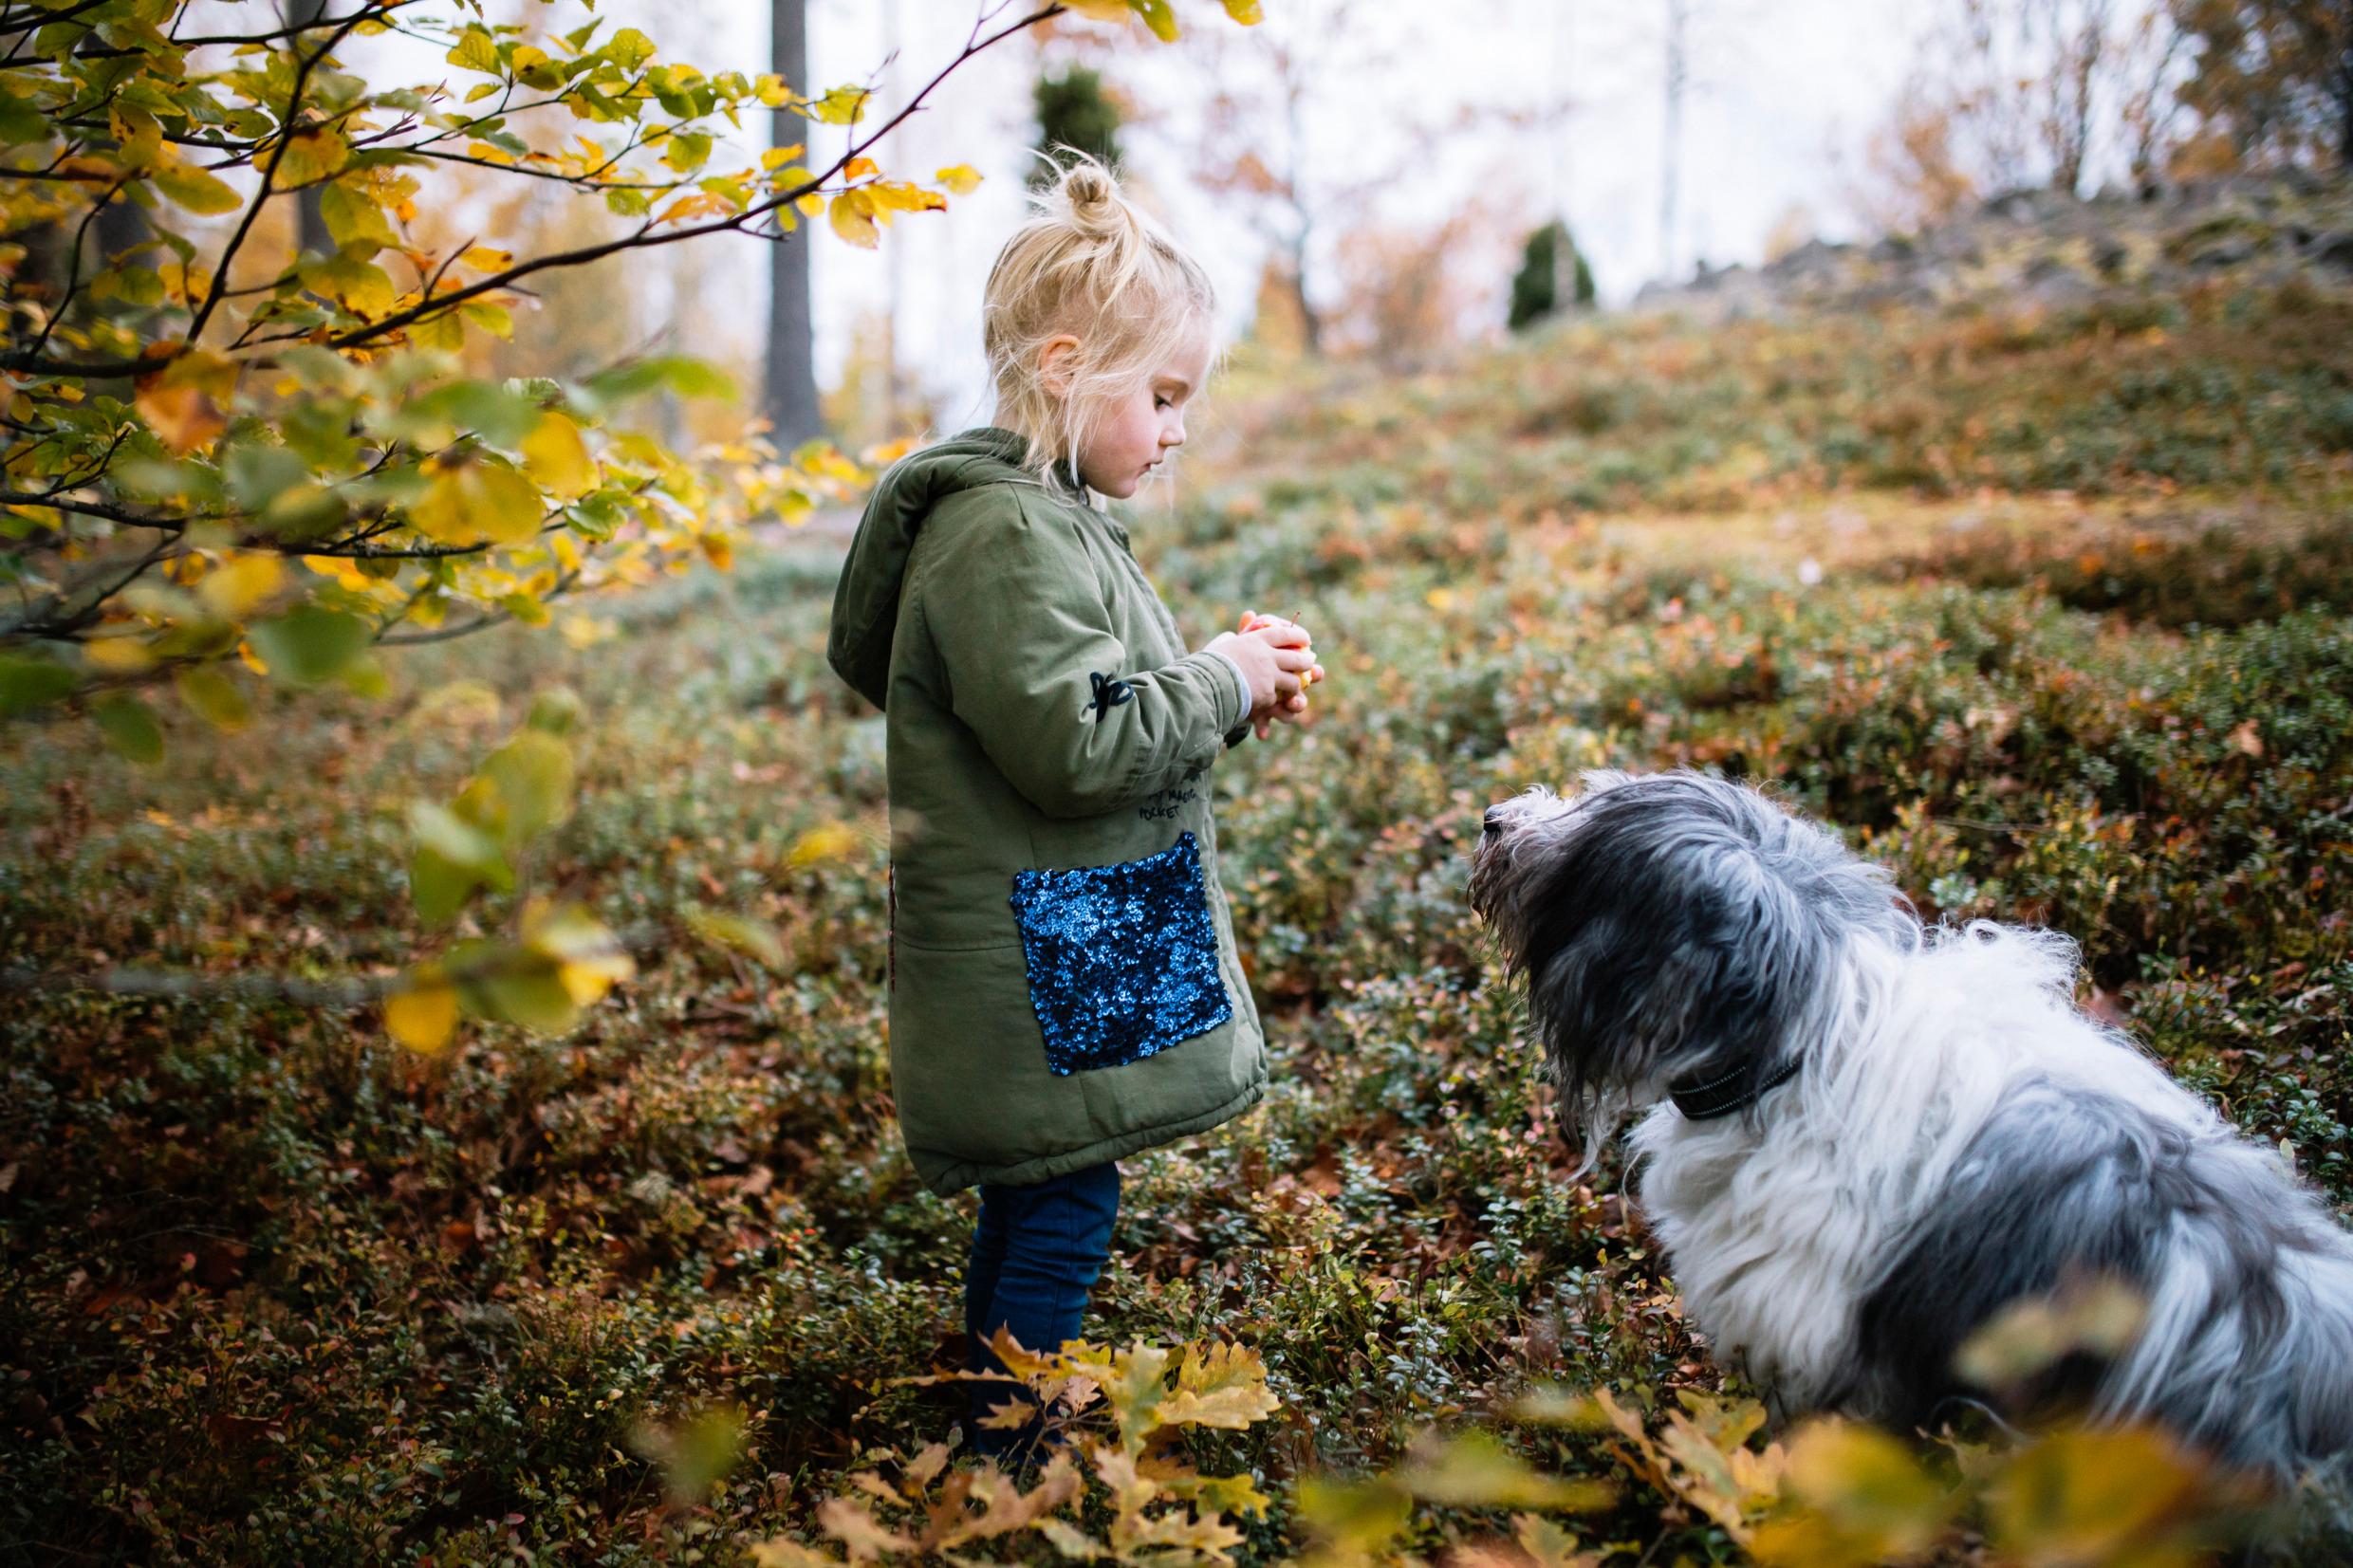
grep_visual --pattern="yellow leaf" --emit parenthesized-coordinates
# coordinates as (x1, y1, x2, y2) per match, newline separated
(196, 553, 286, 619)
(523, 904, 634, 1006)
(152, 162, 241, 214)
(458, 246, 513, 272)
(867, 181, 946, 216)
(385, 969, 459, 1054)
(299, 252, 396, 316)
(1221, 0, 1264, 21)
(410, 309, 466, 354)
(1985, 1426, 2208, 1565)
(134, 348, 240, 454)
(522, 412, 597, 501)
(806, 84, 868, 125)
(698, 532, 733, 571)
(828, 190, 878, 249)
(1131, 0, 1179, 42)
(274, 127, 349, 187)
(83, 633, 156, 673)
(787, 821, 860, 867)
(410, 456, 547, 546)
(759, 144, 806, 170)
(935, 163, 982, 195)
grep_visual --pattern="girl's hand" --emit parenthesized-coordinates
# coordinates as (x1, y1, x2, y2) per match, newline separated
(1203, 618, 1316, 720)
(1218, 613, 1325, 739)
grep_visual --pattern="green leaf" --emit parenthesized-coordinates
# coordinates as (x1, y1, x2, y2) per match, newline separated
(174, 665, 251, 731)
(249, 604, 373, 687)
(1130, 0, 1179, 42)
(660, 130, 711, 173)
(298, 251, 395, 315)
(409, 381, 542, 448)
(92, 692, 165, 766)
(447, 27, 501, 74)
(605, 28, 656, 71)
(410, 845, 484, 926)
(526, 687, 584, 735)
(583, 355, 734, 406)
(410, 800, 505, 872)
(224, 442, 312, 512)
(320, 182, 397, 253)
(0, 89, 46, 145)
(480, 729, 574, 848)
(0, 653, 81, 716)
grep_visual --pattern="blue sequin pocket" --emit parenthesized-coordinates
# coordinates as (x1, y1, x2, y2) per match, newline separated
(1008, 831, 1232, 1076)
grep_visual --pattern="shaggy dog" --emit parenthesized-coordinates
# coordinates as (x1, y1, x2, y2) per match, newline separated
(1468, 768, 2353, 1484)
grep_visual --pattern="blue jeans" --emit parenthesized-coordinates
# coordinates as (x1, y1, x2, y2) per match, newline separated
(963, 1161, 1121, 1459)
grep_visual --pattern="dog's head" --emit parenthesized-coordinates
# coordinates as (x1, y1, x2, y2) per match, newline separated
(1470, 769, 1912, 1135)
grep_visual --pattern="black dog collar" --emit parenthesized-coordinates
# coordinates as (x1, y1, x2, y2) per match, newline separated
(1669, 1058, 1803, 1121)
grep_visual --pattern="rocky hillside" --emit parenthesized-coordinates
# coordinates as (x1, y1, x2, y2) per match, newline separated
(1637, 173, 2353, 319)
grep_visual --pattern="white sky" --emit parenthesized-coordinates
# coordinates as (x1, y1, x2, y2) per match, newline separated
(609, 0, 1931, 426)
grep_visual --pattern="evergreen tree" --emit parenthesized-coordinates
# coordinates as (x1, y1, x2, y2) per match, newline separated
(1509, 220, 1596, 332)
(1031, 66, 1126, 183)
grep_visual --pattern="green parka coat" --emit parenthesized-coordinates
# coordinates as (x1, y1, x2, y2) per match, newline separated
(827, 428, 1268, 1195)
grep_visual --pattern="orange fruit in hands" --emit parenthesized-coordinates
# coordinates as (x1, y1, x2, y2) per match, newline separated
(1238, 611, 1319, 690)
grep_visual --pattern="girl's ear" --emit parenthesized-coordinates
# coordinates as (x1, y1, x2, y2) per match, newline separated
(1036, 334, 1081, 398)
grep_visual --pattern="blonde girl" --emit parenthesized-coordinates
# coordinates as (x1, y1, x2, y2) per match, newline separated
(827, 157, 1321, 1458)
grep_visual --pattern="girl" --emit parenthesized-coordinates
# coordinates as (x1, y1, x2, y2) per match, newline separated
(825, 157, 1321, 1459)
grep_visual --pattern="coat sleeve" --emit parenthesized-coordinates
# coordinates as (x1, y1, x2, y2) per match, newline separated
(915, 489, 1251, 820)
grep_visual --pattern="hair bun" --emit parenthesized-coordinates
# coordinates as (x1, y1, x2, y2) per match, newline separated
(1053, 156, 1127, 237)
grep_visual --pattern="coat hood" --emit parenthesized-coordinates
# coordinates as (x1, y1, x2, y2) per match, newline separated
(826, 427, 1038, 709)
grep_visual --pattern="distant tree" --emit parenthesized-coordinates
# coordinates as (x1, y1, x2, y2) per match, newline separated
(2171, 0, 2353, 169)
(1508, 219, 1595, 331)
(1856, 0, 2189, 229)
(1173, 0, 1399, 357)
(1660, 0, 1689, 282)
(766, 0, 821, 447)
(1030, 65, 1125, 184)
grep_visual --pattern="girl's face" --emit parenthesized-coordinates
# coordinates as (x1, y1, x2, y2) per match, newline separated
(1067, 318, 1213, 500)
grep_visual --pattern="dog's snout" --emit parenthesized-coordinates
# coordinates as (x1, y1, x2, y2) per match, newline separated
(1481, 806, 1505, 837)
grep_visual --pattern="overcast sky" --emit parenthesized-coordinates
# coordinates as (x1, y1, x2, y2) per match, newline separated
(636, 0, 1930, 428)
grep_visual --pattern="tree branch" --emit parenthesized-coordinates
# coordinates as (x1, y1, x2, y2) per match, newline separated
(325, 4, 1067, 351)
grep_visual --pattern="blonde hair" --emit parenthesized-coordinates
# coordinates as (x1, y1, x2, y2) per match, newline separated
(982, 155, 1215, 489)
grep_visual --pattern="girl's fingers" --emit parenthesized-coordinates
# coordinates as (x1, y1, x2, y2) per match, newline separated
(1246, 622, 1312, 648)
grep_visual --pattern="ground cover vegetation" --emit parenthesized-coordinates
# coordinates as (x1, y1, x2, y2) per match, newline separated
(5, 224, 2351, 1560)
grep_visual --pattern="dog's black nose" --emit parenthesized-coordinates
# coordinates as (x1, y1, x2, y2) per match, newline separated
(1482, 806, 1504, 837)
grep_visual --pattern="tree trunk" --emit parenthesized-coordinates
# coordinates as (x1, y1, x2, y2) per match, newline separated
(1660, 0, 1687, 282)
(291, 0, 333, 258)
(765, 0, 822, 447)
(2339, 33, 2353, 168)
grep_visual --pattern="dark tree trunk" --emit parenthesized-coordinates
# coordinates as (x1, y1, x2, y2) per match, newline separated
(2339, 35, 2353, 167)
(765, 0, 821, 447)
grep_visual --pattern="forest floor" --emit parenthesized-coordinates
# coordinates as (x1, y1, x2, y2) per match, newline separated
(5, 256, 2351, 1564)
